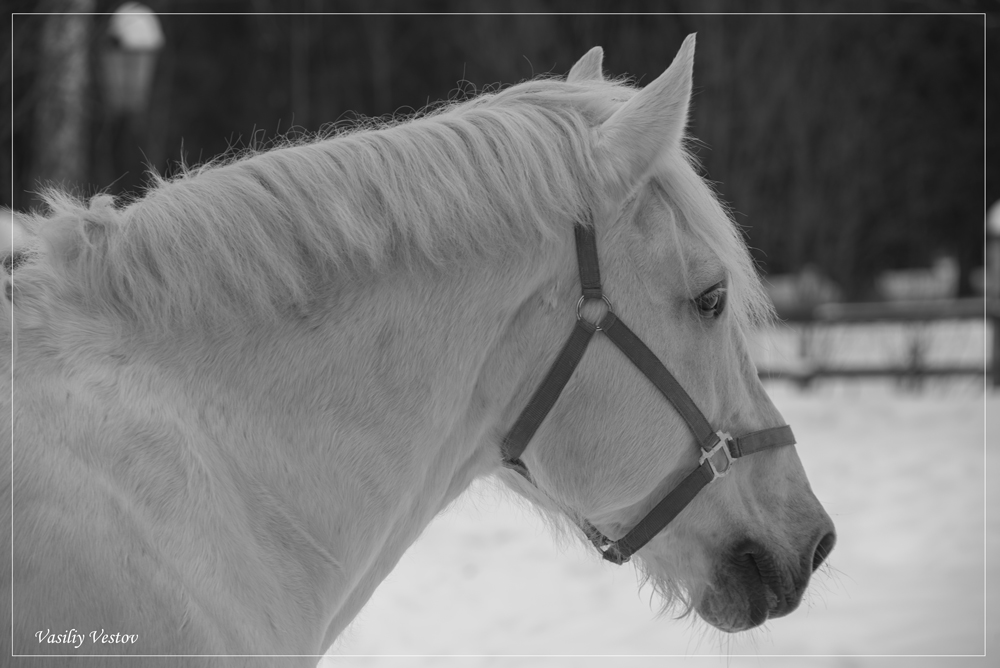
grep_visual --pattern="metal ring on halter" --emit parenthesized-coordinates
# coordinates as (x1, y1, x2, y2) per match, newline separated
(576, 295, 615, 332)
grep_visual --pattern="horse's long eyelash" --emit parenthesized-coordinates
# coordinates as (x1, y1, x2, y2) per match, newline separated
(698, 281, 726, 298)
(694, 281, 727, 318)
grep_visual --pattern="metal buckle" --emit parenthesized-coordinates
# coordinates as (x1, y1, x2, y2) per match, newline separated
(599, 543, 630, 564)
(699, 431, 735, 481)
(576, 294, 614, 332)
(580, 519, 631, 564)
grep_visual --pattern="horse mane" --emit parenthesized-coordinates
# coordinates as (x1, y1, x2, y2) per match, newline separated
(19, 75, 770, 334)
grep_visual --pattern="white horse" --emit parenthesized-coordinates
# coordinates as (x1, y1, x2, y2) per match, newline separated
(3, 37, 835, 664)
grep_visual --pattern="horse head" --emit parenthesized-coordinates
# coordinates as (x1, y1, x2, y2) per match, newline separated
(500, 36, 836, 633)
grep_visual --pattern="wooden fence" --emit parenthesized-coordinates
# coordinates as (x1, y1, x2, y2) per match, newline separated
(757, 298, 998, 387)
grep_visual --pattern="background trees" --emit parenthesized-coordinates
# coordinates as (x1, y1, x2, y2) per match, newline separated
(5, 1, 992, 298)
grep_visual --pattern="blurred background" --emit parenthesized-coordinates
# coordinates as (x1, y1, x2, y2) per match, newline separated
(5, 3, 998, 664)
(5, 1, 993, 303)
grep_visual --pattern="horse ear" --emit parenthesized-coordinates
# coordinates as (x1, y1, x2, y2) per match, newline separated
(596, 34, 695, 201)
(568, 46, 604, 83)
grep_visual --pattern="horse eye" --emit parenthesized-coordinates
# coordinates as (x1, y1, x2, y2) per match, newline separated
(694, 284, 727, 319)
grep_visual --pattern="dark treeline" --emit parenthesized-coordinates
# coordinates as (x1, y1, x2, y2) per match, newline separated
(6, 1, 994, 298)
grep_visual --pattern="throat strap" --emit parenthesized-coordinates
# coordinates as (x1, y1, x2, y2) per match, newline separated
(500, 224, 604, 468)
(500, 319, 597, 470)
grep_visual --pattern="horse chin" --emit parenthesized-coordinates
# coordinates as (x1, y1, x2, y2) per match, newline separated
(694, 539, 803, 633)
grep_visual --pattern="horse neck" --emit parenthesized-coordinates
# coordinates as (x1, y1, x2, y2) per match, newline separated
(168, 236, 575, 647)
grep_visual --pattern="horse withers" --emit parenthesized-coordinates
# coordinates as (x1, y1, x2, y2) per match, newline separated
(5, 36, 834, 662)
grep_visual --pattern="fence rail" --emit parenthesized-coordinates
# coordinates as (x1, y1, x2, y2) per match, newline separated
(758, 298, 997, 387)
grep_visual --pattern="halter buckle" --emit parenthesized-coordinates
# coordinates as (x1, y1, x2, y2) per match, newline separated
(700, 431, 735, 481)
(599, 543, 631, 565)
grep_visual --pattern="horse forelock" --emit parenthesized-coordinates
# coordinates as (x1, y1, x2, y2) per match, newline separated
(648, 151, 774, 335)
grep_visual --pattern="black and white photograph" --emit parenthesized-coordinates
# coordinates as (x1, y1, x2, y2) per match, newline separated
(4, 3, 995, 666)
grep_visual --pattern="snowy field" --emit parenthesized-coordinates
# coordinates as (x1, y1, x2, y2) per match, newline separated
(323, 323, 994, 667)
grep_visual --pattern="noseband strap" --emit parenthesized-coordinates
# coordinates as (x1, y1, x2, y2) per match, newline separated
(501, 224, 796, 564)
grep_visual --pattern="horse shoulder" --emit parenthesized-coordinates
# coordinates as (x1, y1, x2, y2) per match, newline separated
(10, 352, 327, 658)
(11, 449, 223, 656)
(8, 364, 232, 657)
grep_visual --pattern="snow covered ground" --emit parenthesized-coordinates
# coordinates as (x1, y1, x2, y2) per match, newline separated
(323, 323, 994, 667)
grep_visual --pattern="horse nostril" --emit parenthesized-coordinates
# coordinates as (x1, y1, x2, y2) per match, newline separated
(812, 531, 836, 572)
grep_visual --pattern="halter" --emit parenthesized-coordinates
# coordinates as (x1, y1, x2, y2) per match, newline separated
(501, 223, 796, 565)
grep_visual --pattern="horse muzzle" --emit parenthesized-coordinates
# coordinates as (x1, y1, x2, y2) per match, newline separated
(696, 528, 836, 632)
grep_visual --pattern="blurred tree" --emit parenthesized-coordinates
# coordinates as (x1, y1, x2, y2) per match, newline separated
(704, 10, 987, 299)
(27, 1, 95, 207)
